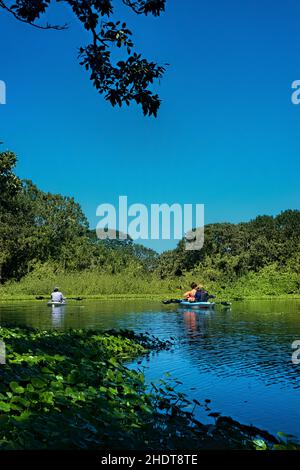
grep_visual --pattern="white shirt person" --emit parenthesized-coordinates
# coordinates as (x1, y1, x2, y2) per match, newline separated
(51, 287, 65, 303)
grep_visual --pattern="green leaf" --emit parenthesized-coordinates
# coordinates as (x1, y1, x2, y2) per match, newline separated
(9, 381, 25, 394)
(0, 401, 10, 412)
(31, 378, 46, 389)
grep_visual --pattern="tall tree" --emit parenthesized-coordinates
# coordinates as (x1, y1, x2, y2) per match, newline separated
(0, 151, 22, 205)
(156, 212, 300, 278)
(0, 151, 26, 280)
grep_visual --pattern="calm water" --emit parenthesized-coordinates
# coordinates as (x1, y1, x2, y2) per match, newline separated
(0, 299, 300, 440)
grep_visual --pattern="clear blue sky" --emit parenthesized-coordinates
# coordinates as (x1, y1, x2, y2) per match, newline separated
(0, 0, 299, 251)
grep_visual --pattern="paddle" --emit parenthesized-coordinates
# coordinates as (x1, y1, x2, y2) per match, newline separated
(35, 296, 83, 301)
(162, 299, 182, 305)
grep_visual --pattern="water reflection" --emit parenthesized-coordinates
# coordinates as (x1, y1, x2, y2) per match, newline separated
(174, 305, 300, 390)
(0, 299, 300, 439)
(51, 305, 66, 328)
(183, 310, 211, 339)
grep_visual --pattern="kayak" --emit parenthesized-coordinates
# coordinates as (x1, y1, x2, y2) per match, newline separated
(179, 301, 215, 309)
(47, 301, 66, 307)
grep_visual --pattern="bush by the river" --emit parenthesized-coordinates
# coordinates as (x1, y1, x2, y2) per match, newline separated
(0, 262, 298, 300)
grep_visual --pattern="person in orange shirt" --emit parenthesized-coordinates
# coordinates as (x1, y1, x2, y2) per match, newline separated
(183, 282, 198, 302)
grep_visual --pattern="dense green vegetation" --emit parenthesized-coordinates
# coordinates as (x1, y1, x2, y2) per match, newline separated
(0, 151, 157, 282)
(0, 151, 299, 300)
(158, 211, 300, 289)
(1, 153, 299, 449)
(0, 325, 298, 450)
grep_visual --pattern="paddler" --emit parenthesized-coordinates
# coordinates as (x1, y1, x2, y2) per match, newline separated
(50, 287, 65, 303)
(183, 282, 198, 302)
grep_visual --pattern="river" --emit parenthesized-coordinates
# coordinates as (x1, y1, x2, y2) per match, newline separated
(0, 299, 299, 441)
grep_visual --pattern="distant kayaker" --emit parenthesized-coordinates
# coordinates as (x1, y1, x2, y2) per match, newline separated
(183, 282, 198, 302)
(50, 287, 65, 304)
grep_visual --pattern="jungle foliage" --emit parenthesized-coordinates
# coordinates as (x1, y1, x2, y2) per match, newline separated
(0, 151, 299, 299)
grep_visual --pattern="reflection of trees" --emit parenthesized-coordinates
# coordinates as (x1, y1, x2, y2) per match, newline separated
(1, 300, 300, 390)
(0, 300, 163, 330)
(176, 304, 300, 389)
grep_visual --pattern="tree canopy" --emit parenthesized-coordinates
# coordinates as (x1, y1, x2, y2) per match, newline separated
(0, 150, 158, 281)
(1, 150, 299, 291)
(157, 212, 300, 282)
(0, 0, 167, 116)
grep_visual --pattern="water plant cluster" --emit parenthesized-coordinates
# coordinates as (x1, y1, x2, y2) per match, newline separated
(0, 326, 298, 450)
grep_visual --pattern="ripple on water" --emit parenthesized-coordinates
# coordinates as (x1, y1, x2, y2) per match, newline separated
(1, 299, 300, 439)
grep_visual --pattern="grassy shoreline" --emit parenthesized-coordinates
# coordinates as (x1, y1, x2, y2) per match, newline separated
(0, 262, 298, 303)
(0, 293, 299, 303)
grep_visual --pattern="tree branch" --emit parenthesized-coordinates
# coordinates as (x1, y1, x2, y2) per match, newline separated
(122, 0, 142, 15)
(0, 1, 67, 30)
(0, 0, 166, 117)
(122, 0, 166, 16)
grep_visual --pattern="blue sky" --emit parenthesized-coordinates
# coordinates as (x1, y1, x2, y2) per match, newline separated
(0, 0, 299, 251)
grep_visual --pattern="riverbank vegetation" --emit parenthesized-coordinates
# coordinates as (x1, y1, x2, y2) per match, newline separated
(0, 262, 299, 301)
(0, 151, 299, 300)
(0, 325, 298, 450)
